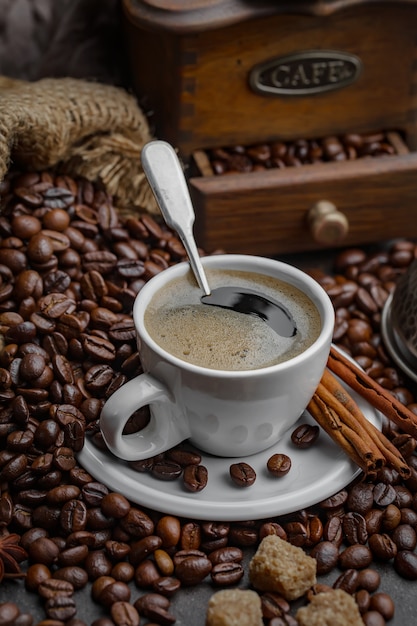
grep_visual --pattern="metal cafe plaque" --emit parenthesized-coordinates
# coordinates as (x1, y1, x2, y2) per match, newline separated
(249, 50, 362, 96)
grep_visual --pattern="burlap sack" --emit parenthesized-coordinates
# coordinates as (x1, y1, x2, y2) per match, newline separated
(0, 76, 158, 213)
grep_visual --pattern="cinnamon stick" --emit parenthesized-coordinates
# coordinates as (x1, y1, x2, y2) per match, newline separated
(307, 394, 378, 475)
(315, 382, 385, 469)
(320, 369, 410, 479)
(328, 346, 417, 439)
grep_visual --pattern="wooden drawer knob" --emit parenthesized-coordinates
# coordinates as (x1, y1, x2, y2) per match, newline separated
(307, 201, 349, 245)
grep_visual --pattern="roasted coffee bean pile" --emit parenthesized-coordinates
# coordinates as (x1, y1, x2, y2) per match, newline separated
(0, 168, 416, 625)
(205, 130, 399, 175)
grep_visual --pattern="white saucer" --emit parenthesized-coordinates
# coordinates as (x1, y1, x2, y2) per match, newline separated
(78, 383, 381, 522)
(381, 293, 417, 384)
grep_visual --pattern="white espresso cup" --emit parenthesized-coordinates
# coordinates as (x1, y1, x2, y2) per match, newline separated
(100, 254, 334, 460)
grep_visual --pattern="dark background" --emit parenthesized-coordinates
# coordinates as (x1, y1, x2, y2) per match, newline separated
(0, 0, 128, 86)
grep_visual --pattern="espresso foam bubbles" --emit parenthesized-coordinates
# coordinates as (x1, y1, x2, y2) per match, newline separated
(144, 269, 321, 371)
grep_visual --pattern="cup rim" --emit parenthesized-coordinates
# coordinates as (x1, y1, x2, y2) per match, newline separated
(133, 254, 335, 378)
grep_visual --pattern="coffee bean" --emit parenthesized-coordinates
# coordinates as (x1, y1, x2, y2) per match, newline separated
(343, 512, 368, 545)
(229, 525, 258, 547)
(151, 460, 182, 481)
(43, 187, 74, 209)
(211, 561, 244, 586)
(57, 545, 89, 567)
(47, 485, 81, 505)
(260, 592, 290, 620)
(82, 251, 117, 274)
(38, 578, 74, 599)
(11, 214, 42, 238)
(129, 535, 162, 566)
(259, 522, 287, 541)
(202, 522, 230, 543)
(391, 524, 417, 551)
(362, 610, 386, 626)
(291, 423, 320, 448)
(25, 562, 51, 592)
(19, 353, 46, 380)
(310, 540, 339, 574)
(180, 522, 201, 550)
(80, 334, 116, 362)
(120, 507, 154, 538)
(373, 482, 396, 507)
(381, 503, 401, 532)
(208, 546, 243, 566)
(229, 462, 256, 487)
(355, 588, 371, 613)
(307, 515, 324, 547)
(394, 550, 417, 579)
(166, 448, 202, 467)
(319, 489, 348, 510)
(134, 594, 174, 625)
(45, 595, 77, 621)
(43, 209, 71, 232)
(339, 544, 373, 569)
(267, 453, 292, 477)
(1, 454, 28, 481)
(284, 521, 308, 547)
(134, 592, 170, 613)
(98, 580, 131, 607)
(28, 536, 60, 566)
(333, 568, 360, 594)
(183, 464, 208, 492)
(0, 602, 21, 625)
(87, 507, 114, 531)
(0, 248, 27, 274)
(5, 320, 37, 344)
(111, 562, 134, 583)
(369, 533, 398, 561)
(110, 601, 140, 626)
(367, 592, 394, 621)
(150, 575, 180, 598)
(153, 548, 173, 577)
(156, 516, 181, 549)
(134, 559, 161, 588)
(175, 554, 212, 585)
(173, 548, 206, 567)
(91, 575, 115, 602)
(101, 493, 130, 519)
(346, 482, 375, 515)
(85, 550, 113, 580)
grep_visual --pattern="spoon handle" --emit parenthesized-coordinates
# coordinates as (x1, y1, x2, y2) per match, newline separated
(141, 140, 211, 296)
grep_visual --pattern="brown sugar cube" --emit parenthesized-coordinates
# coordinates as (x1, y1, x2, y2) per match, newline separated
(249, 534, 316, 601)
(205, 588, 263, 626)
(296, 589, 365, 626)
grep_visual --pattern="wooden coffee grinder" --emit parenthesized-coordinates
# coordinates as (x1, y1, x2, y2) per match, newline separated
(123, 0, 417, 255)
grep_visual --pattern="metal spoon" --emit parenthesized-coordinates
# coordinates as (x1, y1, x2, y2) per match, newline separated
(141, 140, 296, 337)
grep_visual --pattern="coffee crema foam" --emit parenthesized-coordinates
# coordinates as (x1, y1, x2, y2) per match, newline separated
(144, 269, 321, 371)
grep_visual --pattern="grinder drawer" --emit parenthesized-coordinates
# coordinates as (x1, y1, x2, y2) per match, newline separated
(189, 132, 417, 256)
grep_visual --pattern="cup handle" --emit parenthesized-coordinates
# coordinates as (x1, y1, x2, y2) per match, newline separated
(99, 373, 189, 461)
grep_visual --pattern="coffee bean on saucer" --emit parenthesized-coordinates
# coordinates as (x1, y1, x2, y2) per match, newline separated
(151, 460, 183, 481)
(183, 464, 208, 492)
(291, 423, 320, 448)
(267, 453, 292, 477)
(166, 448, 202, 467)
(229, 462, 256, 487)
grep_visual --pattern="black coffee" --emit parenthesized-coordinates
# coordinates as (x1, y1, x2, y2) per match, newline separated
(144, 269, 321, 371)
